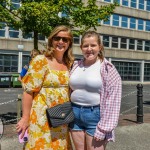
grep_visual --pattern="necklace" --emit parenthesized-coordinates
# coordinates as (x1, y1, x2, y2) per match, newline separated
(83, 67, 86, 71)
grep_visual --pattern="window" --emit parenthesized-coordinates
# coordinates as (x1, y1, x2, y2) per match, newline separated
(104, 0, 111, 2)
(9, 27, 19, 38)
(23, 33, 33, 39)
(122, 0, 128, 6)
(146, 0, 150, 11)
(144, 63, 150, 81)
(10, 0, 20, 10)
(38, 34, 45, 41)
(0, 22, 5, 37)
(0, 54, 18, 72)
(130, 18, 136, 29)
(121, 38, 127, 49)
(121, 16, 128, 28)
(112, 61, 140, 81)
(139, 0, 144, 10)
(112, 14, 119, 26)
(129, 39, 135, 50)
(103, 35, 109, 47)
(137, 40, 143, 50)
(22, 55, 31, 67)
(113, 0, 120, 3)
(130, 0, 136, 8)
(73, 35, 80, 44)
(145, 41, 150, 51)
(104, 19, 110, 25)
(112, 37, 118, 48)
(146, 21, 150, 31)
(138, 19, 144, 31)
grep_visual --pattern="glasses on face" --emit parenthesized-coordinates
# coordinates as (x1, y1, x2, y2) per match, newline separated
(53, 36, 70, 43)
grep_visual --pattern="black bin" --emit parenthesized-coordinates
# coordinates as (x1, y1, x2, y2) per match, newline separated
(0, 74, 12, 87)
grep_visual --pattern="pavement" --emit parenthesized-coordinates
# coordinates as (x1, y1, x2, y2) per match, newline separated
(0, 86, 150, 150)
(0, 114, 150, 150)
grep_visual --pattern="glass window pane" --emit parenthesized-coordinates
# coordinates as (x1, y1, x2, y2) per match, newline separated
(113, 14, 119, 26)
(139, 0, 144, 10)
(145, 41, 150, 51)
(137, 40, 143, 50)
(144, 63, 150, 81)
(122, 0, 128, 6)
(129, 39, 135, 50)
(121, 38, 127, 49)
(11, 66, 18, 72)
(12, 61, 18, 66)
(130, 18, 136, 29)
(0, 66, 3, 72)
(112, 61, 140, 81)
(73, 36, 80, 44)
(147, 1, 150, 11)
(4, 67, 11, 72)
(104, 0, 111, 2)
(138, 19, 143, 30)
(4, 55, 11, 60)
(104, 19, 110, 25)
(38, 34, 45, 41)
(22, 55, 30, 66)
(146, 21, 150, 31)
(131, 0, 136, 8)
(9, 31, 19, 38)
(10, 3, 20, 10)
(112, 37, 118, 48)
(0, 30, 5, 37)
(121, 16, 128, 28)
(103, 36, 109, 47)
(0, 60, 3, 65)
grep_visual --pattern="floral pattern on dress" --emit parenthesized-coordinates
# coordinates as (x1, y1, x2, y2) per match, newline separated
(22, 55, 71, 150)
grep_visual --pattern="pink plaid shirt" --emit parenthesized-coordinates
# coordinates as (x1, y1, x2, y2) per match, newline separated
(70, 58, 122, 142)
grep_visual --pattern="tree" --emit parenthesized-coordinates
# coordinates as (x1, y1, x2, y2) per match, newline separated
(0, 0, 118, 49)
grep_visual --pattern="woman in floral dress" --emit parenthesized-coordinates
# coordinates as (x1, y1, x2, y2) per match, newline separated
(16, 25, 74, 150)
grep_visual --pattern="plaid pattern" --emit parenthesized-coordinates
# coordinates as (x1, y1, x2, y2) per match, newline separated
(70, 58, 122, 142)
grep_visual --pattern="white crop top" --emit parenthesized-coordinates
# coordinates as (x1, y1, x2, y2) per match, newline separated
(69, 60, 102, 106)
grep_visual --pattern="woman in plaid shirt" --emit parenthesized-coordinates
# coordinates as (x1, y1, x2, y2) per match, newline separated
(69, 31, 122, 150)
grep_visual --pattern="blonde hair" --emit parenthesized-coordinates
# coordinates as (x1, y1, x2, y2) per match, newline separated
(45, 25, 74, 69)
(81, 31, 104, 61)
(30, 49, 41, 58)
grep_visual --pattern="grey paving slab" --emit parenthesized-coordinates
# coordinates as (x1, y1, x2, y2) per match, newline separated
(107, 123, 150, 150)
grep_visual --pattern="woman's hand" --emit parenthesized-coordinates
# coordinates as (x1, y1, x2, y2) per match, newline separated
(16, 117, 29, 139)
(94, 136, 102, 141)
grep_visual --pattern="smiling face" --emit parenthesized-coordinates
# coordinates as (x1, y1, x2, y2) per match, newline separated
(81, 36, 101, 61)
(52, 31, 71, 54)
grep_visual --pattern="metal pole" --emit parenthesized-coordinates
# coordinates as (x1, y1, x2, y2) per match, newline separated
(17, 94, 22, 122)
(136, 84, 143, 123)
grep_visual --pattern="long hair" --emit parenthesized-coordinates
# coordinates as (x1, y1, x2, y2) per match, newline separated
(30, 49, 41, 58)
(45, 25, 74, 69)
(81, 31, 104, 61)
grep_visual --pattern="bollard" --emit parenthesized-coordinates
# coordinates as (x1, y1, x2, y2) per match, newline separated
(136, 84, 143, 123)
(17, 94, 22, 122)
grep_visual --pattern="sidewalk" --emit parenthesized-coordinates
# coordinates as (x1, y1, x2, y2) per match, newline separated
(106, 113, 150, 150)
(1, 114, 150, 150)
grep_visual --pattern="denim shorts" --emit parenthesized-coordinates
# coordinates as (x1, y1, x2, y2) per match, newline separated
(69, 103, 100, 136)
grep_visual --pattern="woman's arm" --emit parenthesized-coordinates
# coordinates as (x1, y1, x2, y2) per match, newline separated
(16, 91, 33, 138)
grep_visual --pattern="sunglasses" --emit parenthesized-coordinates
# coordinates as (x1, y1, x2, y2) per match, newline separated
(53, 36, 70, 43)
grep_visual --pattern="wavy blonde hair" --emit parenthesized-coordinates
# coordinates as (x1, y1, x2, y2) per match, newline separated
(81, 31, 104, 61)
(45, 25, 74, 69)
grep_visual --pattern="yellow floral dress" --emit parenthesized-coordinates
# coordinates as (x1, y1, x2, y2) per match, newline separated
(22, 55, 71, 150)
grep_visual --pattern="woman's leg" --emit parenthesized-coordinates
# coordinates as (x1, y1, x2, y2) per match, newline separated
(85, 133, 107, 150)
(71, 130, 87, 150)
